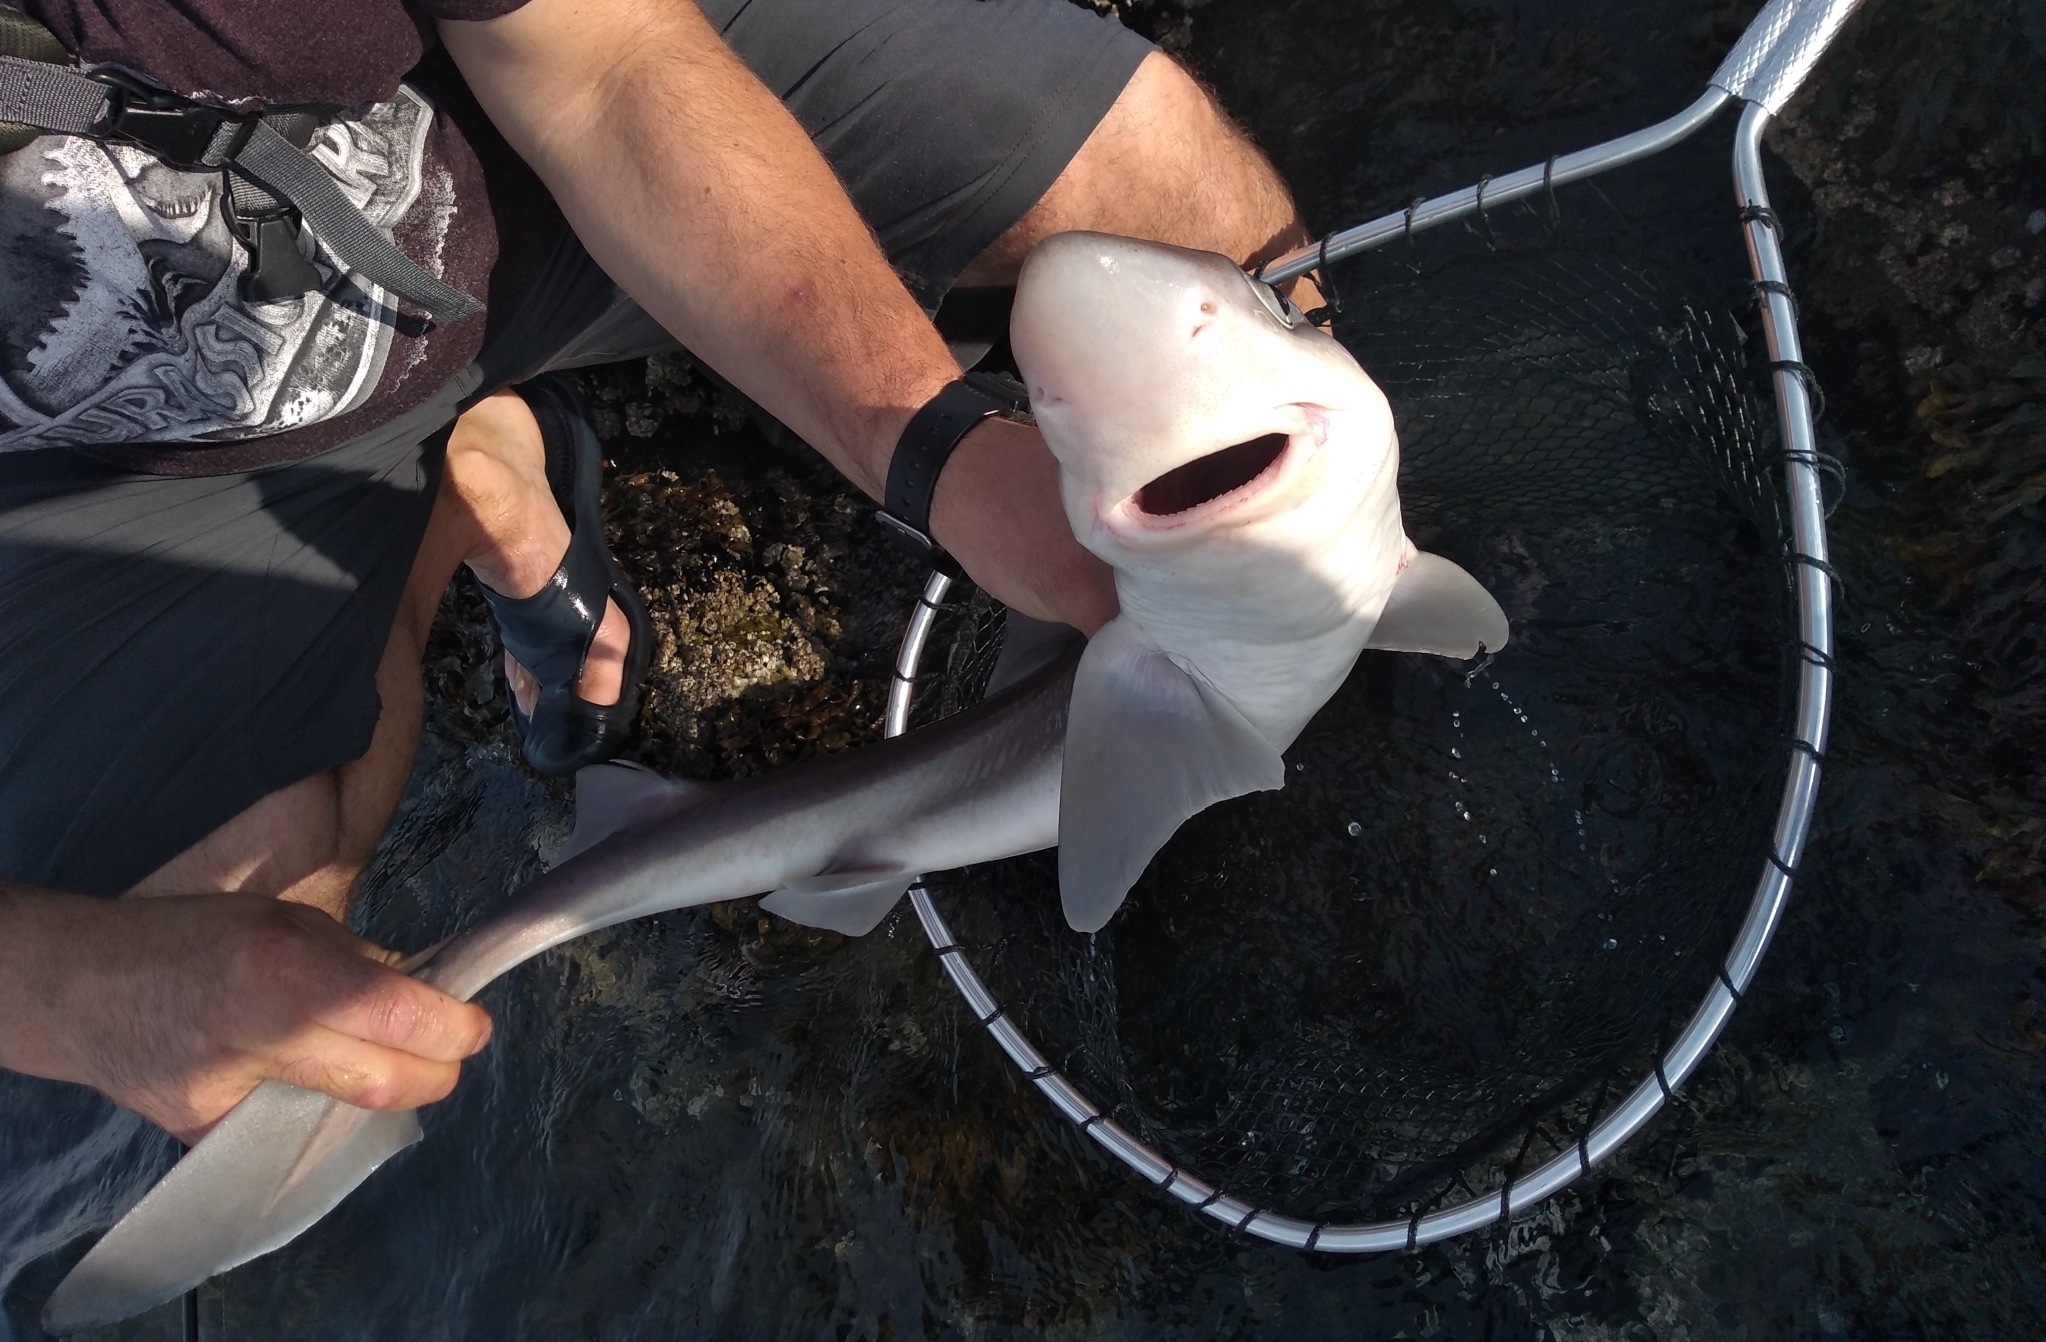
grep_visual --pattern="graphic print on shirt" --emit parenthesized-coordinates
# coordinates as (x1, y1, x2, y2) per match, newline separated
(0, 87, 444, 452)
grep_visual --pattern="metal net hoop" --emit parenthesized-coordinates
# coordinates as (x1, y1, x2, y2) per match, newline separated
(881, 0, 1848, 1253)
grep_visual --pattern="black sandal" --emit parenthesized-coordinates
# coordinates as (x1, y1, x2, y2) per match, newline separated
(478, 374, 653, 776)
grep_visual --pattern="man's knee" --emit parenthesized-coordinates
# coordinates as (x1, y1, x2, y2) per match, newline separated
(127, 772, 348, 904)
(962, 51, 1305, 284)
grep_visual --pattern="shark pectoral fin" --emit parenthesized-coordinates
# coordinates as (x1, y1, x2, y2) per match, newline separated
(760, 867, 918, 937)
(1057, 620, 1286, 933)
(985, 609, 1086, 697)
(1364, 551, 1511, 658)
(42, 1082, 423, 1335)
(552, 761, 719, 869)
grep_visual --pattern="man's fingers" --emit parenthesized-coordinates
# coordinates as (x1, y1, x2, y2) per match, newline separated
(308, 968, 493, 1064)
(251, 901, 493, 1062)
(272, 1026, 468, 1112)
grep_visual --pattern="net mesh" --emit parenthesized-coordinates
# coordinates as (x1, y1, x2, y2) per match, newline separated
(901, 222, 1798, 1228)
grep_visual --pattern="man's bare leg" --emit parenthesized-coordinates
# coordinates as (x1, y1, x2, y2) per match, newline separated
(130, 389, 631, 918)
(0, 392, 632, 1139)
(957, 52, 1322, 305)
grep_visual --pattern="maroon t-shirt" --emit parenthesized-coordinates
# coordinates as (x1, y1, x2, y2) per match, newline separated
(0, 0, 568, 472)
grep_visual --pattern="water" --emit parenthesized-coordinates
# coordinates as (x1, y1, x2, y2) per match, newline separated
(7, 0, 2045, 1337)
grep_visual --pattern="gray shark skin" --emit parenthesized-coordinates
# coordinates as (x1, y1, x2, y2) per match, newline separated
(42, 644, 1078, 1334)
(46, 231, 1513, 1332)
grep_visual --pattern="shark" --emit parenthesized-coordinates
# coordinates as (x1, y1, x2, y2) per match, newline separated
(1012, 231, 1510, 930)
(42, 231, 1507, 1333)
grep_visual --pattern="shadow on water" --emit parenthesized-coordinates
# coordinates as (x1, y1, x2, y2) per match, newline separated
(7, 0, 2045, 1338)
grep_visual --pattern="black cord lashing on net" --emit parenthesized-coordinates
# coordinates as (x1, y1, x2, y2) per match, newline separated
(1470, 174, 1497, 250)
(1402, 197, 1426, 275)
(1791, 638, 1836, 671)
(1652, 1054, 1677, 1105)
(1650, 1012, 1680, 1107)
(1767, 359, 1828, 421)
(1717, 966, 1746, 1005)
(1542, 153, 1562, 234)
(1782, 447, 1848, 517)
(1737, 204, 1782, 233)
(1785, 551, 1844, 600)
(1571, 1073, 1611, 1178)
(1750, 277, 1799, 320)
(1304, 232, 1343, 329)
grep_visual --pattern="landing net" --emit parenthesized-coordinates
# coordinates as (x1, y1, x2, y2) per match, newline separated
(885, 0, 1846, 1250)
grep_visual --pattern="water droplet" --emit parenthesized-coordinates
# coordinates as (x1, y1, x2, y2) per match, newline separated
(1489, 869, 1499, 876)
(1603, 938, 1619, 951)
(1450, 747, 1462, 759)
(1345, 821, 1362, 837)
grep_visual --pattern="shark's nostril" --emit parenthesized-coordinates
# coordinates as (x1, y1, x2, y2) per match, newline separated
(1136, 433, 1287, 516)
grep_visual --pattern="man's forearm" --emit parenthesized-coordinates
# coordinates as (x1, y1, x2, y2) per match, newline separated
(0, 883, 103, 1086)
(443, 0, 957, 499)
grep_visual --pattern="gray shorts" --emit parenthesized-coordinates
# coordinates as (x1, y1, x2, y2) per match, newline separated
(0, 0, 1151, 895)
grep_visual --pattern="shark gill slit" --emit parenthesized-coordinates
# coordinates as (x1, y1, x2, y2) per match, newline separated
(1135, 432, 1287, 516)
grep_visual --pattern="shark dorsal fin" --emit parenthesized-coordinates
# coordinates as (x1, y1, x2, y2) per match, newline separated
(1057, 618, 1286, 932)
(1364, 551, 1510, 658)
(552, 762, 719, 869)
(760, 867, 918, 936)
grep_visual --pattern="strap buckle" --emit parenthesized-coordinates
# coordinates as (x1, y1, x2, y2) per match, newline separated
(88, 73, 250, 169)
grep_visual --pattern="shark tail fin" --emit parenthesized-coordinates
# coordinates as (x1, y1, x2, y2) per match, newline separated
(42, 1083, 421, 1334)
(1364, 551, 1510, 658)
(552, 761, 719, 869)
(1056, 619, 1285, 933)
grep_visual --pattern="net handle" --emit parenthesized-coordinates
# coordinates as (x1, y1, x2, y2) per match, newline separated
(885, 64, 1840, 1266)
(1258, 0, 1867, 288)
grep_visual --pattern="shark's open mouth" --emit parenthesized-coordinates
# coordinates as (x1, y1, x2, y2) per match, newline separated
(1135, 433, 1288, 516)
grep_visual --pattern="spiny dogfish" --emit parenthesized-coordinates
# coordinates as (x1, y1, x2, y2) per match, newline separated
(44, 232, 1505, 1332)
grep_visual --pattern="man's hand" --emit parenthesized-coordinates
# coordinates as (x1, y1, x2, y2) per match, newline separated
(934, 417, 1117, 635)
(0, 885, 491, 1144)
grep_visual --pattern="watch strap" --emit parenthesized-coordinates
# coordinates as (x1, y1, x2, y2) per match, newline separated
(880, 375, 1026, 558)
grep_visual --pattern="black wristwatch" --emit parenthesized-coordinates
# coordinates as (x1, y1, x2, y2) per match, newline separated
(878, 373, 1031, 563)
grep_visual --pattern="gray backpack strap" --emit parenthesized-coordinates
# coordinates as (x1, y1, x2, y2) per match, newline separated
(226, 119, 482, 320)
(0, 4, 66, 152)
(0, 47, 484, 323)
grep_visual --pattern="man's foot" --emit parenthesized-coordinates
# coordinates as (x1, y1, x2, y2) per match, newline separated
(445, 387, 635, 726)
